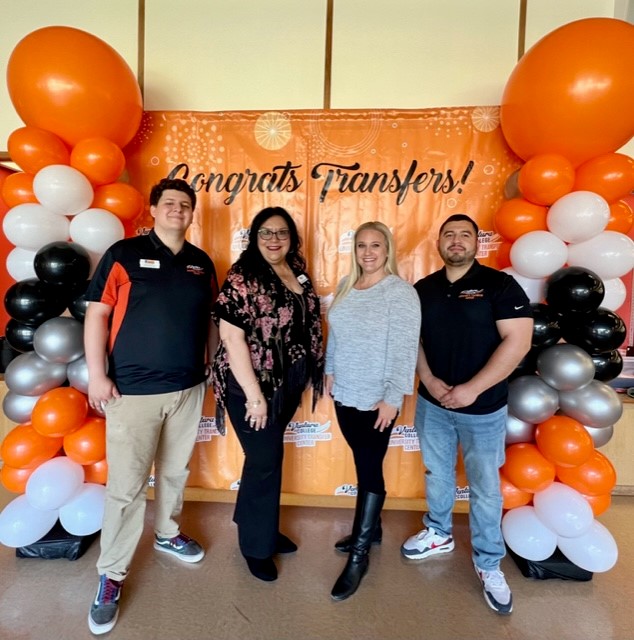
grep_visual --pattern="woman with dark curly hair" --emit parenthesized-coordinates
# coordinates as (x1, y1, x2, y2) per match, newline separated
(211, 206, 324, 582)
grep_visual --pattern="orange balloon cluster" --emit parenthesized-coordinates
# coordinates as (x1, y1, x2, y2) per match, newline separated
(31, 388, 89, 438)
(502, 443, 555, 494)
(64, 417, 106, 465)
(535, 415, 594, 468)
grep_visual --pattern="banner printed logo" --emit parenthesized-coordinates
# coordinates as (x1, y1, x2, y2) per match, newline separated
(389, 424, 421, 452)
(284, 420, 332, 447)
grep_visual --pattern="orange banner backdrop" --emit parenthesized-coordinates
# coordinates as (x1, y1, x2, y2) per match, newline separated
(124, 107, 521, 499)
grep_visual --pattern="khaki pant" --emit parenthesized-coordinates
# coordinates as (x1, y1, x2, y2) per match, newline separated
(97, 383, 206, 581)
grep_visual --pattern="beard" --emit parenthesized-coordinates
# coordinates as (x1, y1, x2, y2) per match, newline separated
(440, 246, 476, 267)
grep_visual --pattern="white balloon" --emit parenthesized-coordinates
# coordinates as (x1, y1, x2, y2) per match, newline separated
(567, 231, 634, 280)
(533, 482, 594, 538)
(26, 457, 85, 511)
(59, 483, 106, 536)
(33, 164, 94, 216)
(69, 208, 124, 255)
(0, 495, 58, 548)
(547, 191, 609, 243)
(6, 247, 37, 281)
(502, 506, 558, 561)
(558, 520, 618, 572)
(502, 267, 546, 303)
(601, 278, 627, 312)
(2, 203, 70, 250)
(510, 231, 568, 279)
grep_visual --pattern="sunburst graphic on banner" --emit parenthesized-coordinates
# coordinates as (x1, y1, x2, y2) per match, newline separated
(308, 110, 382, 156)
(471, 106, 500, 133)
(255, 112, 292, 150)
(161, 116, 223, 169)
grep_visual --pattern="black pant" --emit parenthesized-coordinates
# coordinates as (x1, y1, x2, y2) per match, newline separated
(334, 402, 394, 495)
(226, 387, 302, 559)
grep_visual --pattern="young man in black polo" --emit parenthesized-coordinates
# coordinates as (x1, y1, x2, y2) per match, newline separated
(84, 178, 218, 635)
(401, 214, 532, 615)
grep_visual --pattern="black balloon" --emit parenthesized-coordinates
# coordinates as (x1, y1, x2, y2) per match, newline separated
(592, 350, 624, 382)
(546, 266, 604, 314)
(510, 347, 542, 381)
(5, 318, 37, 353)
(68, 280, 91, 322)
(530, 303, 562, 348)
(34, 241, 91, 288)
(3, 278, 68, 325)
(561, 307, 627, 354)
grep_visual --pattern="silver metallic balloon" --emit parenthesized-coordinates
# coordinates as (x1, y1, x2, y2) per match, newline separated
(559, 380, 623, 428)
(33, 316, 84, 364)
(508, 375, 559, 423)
(3, 351, 67, 396)
(67, 355, 89, 393)
(2, 391, 40, 423)
(536, 343, 595, 391)
(505, 413, 535, 445)
(584, 424, 614, 448)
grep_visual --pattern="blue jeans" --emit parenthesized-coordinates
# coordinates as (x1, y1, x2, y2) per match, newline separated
(415, 397, 507, 571)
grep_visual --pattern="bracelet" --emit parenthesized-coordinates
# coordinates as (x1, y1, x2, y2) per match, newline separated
(245, 399, 262, 409)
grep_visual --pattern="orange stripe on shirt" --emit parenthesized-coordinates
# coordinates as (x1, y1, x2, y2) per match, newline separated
(99, 262, 131, 353)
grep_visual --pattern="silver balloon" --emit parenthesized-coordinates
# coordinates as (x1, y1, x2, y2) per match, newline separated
(67, 355, 89, 393)
(33, 317, 84, 364)
(505, 413, 535, 445)
(559, 380, 623, 428)
(536, 344, 595, 391)
(2, 391, 40, 423)
(508, 375, 559, 423)
(3, 351, 67, 396)
(584, 424, 614, 448)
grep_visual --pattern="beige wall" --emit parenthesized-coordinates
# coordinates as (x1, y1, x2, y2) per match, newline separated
(0, 0, 630, 153)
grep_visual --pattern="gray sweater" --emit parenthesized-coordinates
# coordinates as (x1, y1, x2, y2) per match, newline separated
(325, 274, 421, 411)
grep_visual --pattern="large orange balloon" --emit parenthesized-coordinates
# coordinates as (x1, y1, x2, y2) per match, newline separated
(64, 416, 106, 465)
(0, 423, 63, 469)
(0, 172, 37, 208)
(535, 415, 594, 467)
(500, 473, 532, 510)
(83, 458, 108, 485)
(518, 154, 576, 205)
(0, 464, 34, 493)
(7, 27, 142, 148)
(31, 387, 89, 438)
(501, 18, 634, 166)
(7, 127, 70, 174)
(502, 443, 555, 493)
(92, 182, 144, 221)
(556, 450, 617, 496)
(606, 200, 634, 234)
(71, 138, 126, 186)
(574, 153, 634, 202)
(493, 198, 548, 241)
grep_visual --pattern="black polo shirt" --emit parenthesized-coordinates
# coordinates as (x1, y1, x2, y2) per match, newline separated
(86, 229, 218, 394)
(415, 260, 531, 414)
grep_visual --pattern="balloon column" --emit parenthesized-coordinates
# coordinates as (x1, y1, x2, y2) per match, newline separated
(495, 17, 634, 575)
(0, 26, 143, 548)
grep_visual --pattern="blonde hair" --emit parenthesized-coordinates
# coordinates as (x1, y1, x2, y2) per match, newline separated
(331, 221, 399, 309)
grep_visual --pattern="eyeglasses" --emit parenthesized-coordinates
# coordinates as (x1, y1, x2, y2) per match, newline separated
(258, 228, 290, 240)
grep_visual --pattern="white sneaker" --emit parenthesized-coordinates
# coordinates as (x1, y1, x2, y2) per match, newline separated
(474, 564, 513, 615)
(400, 527, 455, 560)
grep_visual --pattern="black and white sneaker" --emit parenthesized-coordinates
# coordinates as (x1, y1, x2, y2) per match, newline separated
(88, 574, 123, 635)
(474, 564, 513, 615)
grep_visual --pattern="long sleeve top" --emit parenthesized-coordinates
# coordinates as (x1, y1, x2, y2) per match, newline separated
(325, 274, 421, 411)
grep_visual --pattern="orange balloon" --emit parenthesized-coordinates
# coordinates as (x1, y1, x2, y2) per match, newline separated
(574, 153, 634, 202)
(0, 423, 63, 469)
(71, 138, 126, 186)
(92, 182, 144, 221)
(493, 198, 548, 241)
(502, 443, 556, 493)
(31, 387, 89, 438)
(518, 154, 576, 205)
(582, 492, 611, 516)
(500, 472, 532, 510)
(7, 27, 142, 148)
(556, 450, 617, 496)
(495, 240, 513, 269)
(0, 464, 35, 493)
(535, 415, 594, 467)
(0, 172, 37, 208)
(63, 416, 106, 465)
(7, 126, 70, 174)
(606, 200, 634, 234)
(501, 18, 634, 166)
(83, 458, 108, 485)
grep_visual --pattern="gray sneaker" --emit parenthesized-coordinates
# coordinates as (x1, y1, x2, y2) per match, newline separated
(88, 574, 123, 635)
(154, 532, 205, 563)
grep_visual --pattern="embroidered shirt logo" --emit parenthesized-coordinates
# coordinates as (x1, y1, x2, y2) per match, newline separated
(458, 288, 484, 300)
(186, 264, 205, 275)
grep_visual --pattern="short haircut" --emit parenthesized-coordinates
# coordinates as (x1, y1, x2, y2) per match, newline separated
(438, 214, 479, 237)
(149, 178, 196, 209)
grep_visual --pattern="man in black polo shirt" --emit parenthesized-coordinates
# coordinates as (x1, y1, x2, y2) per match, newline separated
(84, 178, 218, 635)
(401, 214, 532, 615)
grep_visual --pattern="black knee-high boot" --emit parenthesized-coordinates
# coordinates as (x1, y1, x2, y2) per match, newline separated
(334, 489, 383, 553)
(331, 491, 385, 601)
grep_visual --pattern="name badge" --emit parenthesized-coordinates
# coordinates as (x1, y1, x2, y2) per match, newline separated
(140, 259, 160, 269)
(297, 274, 308, 284)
